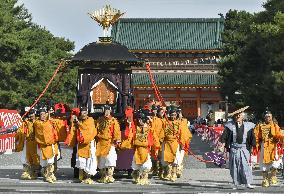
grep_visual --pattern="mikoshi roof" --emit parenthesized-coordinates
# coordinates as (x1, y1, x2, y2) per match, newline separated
(69, 40, 144, 67)
(111, 18, 224, 51)
(132, 73, 218, 87)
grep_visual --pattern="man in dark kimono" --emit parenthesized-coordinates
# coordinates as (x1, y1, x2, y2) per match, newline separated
(221, 106, 256, 189)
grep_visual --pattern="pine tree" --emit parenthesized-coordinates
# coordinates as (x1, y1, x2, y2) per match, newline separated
(218, 0, 284, 121)
(0, 0, 77, 110)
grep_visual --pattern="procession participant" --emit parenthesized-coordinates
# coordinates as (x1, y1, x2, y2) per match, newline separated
(176, 107, 192, 178)
(254, 110, 284, 187)
(67, 107, 97, 184)
(151, 104, 158, 117)
(15, 109, 40, 180)
(165, 106, 171, 118)
(150, 105, 165, 176)
(124, 105, 134, 141)
(52, 103, 69, 143)
(160, 106, 188, 182)
(96, 105, 121, 183)
(67, 108, 81, 178)
(121, 110, 159, 185)
(48, 106, 68, 173)
(159, 105, 171, 179)
(34, 108, 59, 183)
(220, 106, 256, 189)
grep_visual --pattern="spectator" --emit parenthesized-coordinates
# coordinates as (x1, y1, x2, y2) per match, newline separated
(206, 110, 215, 126)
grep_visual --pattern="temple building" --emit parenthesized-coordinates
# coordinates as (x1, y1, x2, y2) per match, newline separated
(111, 18, 224, 119)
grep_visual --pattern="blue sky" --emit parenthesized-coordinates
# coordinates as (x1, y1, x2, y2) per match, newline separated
(18, 0, 265, 52)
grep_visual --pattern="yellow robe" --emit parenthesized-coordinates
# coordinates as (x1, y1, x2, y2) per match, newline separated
(178, 118, 192, 151)
(34, 120, 58, 160)
(122, 124, 159, 165)
(151, 116, 164, 152)
(77, 117, 97, 159)
(50, 118, 67, 142)
(254, 122, 284, 164)
(95, 116, 121, 157)
(161, 119, 187, 163)
(15, 119, 39, 165)
(134, 126, 151, 165)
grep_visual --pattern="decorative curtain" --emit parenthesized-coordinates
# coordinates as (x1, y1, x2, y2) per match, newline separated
(78, 72, 131, 114)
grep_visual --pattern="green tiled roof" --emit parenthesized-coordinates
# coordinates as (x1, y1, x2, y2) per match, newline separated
(111, 18, 224, 51)
(132, 73, 217, 86)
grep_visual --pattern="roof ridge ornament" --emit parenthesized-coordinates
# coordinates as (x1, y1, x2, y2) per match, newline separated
(88, 5, 125, 39)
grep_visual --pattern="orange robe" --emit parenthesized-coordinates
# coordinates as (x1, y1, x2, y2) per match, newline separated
(254, 122, 284, 164)
(50, 118, 68, 142)
(161, 119, 187, 163)
(34, 120, 58, 160)
(75, 117, 97, 158)
(95, 116, 121, 157)
(151, 116, 164, 153)
(15, 119, 39, 165)
(178, 118, 192, 153)
(122, 124, 159, 165)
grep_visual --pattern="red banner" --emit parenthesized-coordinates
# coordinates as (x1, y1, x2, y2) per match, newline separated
(0, 133, 15, 152)
(0, 109, 21, 153)
(0, 109, 22, 132)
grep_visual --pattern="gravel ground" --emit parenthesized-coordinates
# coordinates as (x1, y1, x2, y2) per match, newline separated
(1, 134, 284, 193)
(0, 134, 217, 169)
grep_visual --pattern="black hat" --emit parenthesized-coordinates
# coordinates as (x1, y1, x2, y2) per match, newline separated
(135, 111, 148, 123)
(169, 106, 177, 114)
(264, 110, 272, 116)
(28, 109, 35, 115)
(166, 106, 171, 113)
(135, 111, 145, 119)
(103, 105, 112, 111)
(80, 107, 88, 112)
(38, 108, 47, 113)
(176, 107, 182, 113)
(157, 105, 163, 112)
(152, 104, 157, 111)
(143, 108, 150, 115)
(54, 109, 64, 117)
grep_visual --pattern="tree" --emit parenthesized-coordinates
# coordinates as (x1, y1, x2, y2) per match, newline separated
(218, 0, 284, 121)
(0, 0, 77, 110)
(218, 10, 254, 107)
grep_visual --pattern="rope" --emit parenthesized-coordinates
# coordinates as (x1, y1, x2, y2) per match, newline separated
(45, 62, 68, 103)
(145, 64, 173, 128)
(21, 61, 65, 119)
(145, 64, 166, 106)
(188, 149, 214, 163)
(145, 63, 214, 164)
